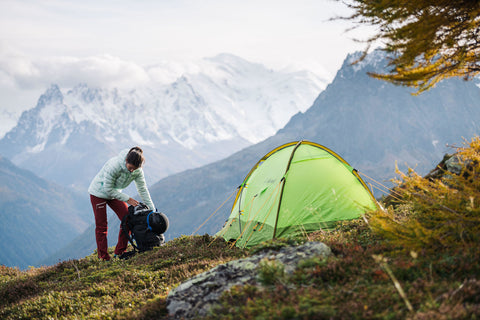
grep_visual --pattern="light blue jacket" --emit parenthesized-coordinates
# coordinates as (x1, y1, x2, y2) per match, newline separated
(88, 149, 155, 210)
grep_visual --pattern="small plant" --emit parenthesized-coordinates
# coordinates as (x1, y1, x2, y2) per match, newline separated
(297, 256, 328, 269)
(257, 258, 286, 286)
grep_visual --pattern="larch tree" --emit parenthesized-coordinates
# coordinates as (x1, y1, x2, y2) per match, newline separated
(341, 0, 480, 93)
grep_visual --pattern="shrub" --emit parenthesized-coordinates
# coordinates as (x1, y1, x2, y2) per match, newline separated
(368, 137, 480, 251)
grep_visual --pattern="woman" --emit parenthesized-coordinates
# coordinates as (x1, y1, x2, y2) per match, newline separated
(88, 146, 156, 260)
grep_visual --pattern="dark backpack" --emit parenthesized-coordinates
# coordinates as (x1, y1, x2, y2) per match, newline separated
(121, 203, 169, 256)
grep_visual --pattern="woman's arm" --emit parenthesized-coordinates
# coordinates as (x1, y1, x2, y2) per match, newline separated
(134, 169, 155, 210)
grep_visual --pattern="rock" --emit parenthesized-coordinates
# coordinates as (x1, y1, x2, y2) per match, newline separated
(166, 241, 331, 319)
(445, 154, 463, 175)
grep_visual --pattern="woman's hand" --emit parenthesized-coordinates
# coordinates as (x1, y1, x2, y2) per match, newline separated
(127, 198, 139, 206)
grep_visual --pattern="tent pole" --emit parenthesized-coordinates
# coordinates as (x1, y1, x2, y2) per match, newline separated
(237, 184, 244, 235)
(272, 140, 303, 239)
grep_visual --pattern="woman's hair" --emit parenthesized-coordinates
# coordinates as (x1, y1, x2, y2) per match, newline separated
(126, 146, 145, 168)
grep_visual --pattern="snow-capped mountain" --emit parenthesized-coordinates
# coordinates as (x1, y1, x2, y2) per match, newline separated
(0, 54, 327, 190)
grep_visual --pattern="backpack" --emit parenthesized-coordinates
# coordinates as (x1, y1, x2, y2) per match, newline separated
(121, 203, 169, 257)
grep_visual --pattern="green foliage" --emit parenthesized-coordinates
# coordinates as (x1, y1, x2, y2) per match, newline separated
(341, 0, 480, 93)
(2, 221, 480, 320)
(368, 137, 480, 251)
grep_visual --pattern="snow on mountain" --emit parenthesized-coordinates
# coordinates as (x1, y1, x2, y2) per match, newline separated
(347, 49, 390, 73)
(0, 109, 20, 139)
(0, 54, 328, 190)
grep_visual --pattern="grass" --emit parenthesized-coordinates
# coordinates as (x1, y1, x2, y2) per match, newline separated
(0, 235, 247, 319)
(1, 138, 479, 319)
(208, 220, 480, 319)
(2, 220, 478, 319)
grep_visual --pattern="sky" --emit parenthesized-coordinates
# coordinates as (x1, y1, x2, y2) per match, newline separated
(0, 0, 375, 117)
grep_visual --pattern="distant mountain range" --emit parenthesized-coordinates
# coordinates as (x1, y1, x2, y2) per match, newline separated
(0, 54, 326, 191)
(0, 54, 326, 269)
(6, 50, 480, 268)
(47, 50, 480, 264)
(0, 156, 90, 269)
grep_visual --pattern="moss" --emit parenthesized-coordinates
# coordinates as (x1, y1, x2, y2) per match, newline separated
(257, 258, 286, 286)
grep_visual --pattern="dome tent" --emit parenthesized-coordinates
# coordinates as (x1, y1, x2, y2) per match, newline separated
(218, 140, 377, 248)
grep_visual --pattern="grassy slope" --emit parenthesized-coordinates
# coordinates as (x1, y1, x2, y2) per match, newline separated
(0, 235, 247, 319)
(1, 221, 478, 319)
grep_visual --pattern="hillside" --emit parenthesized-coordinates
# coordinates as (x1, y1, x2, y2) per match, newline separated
(1, 138, 479, 319)
(1, 222, 478, 319)
(0, 156, 91, 269)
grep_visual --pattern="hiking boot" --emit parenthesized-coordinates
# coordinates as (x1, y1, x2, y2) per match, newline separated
(118, 251, 136, 260)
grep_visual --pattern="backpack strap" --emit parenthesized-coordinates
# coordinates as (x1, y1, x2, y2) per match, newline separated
(121, 213, 139, 252)
(146, 211, 154, 230)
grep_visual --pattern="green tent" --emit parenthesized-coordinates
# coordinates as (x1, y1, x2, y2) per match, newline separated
(218, 140, 377, 248)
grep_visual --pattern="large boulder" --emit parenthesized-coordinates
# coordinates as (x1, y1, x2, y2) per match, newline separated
(166, 241, 331, 319)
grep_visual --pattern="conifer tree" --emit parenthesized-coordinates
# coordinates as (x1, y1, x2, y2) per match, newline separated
(341, 0, 480, 93)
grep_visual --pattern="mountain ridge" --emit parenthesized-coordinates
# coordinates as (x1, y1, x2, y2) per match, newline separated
(11, 49, 480, 268)
(147, 49, 480, 239)
(0, 156, 90, 269)
(0, 53, 326, 190)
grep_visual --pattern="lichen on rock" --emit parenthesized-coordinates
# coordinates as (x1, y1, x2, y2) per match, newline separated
(166, 241, 331, 319)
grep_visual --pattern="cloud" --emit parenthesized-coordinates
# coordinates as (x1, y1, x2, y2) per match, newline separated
(0, 45, 153, 90)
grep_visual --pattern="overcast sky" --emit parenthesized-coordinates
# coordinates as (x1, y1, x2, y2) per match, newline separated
(0, 0, 375, 115)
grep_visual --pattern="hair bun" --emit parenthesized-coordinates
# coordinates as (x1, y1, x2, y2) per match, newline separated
(126, 146, 145, 167)
(129, 146, 143, 154)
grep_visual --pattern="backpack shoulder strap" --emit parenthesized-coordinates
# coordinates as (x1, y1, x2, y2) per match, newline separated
(121, 213, 139, 252)
(146, 211, 153, 230)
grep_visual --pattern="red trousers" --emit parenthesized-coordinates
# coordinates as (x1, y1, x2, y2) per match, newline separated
(90, 194, 129, 260)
